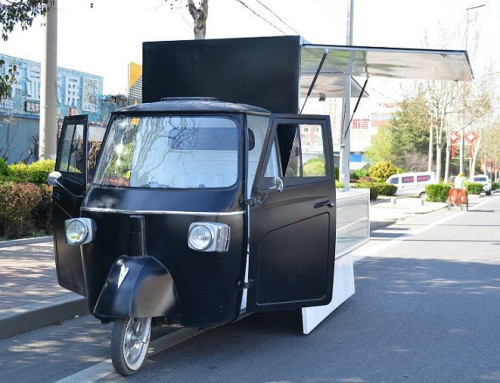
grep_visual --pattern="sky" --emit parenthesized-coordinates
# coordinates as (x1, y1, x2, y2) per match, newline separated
(0, 0, 498, 99)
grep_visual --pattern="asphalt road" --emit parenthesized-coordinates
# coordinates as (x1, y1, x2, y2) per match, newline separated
(1, 194, 499, 382)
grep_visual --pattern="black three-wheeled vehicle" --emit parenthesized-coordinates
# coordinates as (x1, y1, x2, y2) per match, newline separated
(49, 98, 336, 375)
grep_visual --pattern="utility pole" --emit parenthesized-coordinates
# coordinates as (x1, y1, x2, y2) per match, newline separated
(39, 0, 58, 160)
(339, 0, 354, 191)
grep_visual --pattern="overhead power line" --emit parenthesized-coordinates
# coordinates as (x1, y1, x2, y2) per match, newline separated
(234, 0, 295, 36)
(254, 0, 302, 35)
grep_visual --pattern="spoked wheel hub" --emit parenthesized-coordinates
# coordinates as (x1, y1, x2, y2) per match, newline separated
(111, 317, 152, 376)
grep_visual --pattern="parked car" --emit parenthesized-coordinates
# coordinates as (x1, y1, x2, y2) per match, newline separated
(386, 172, 436, 198)
(469, 174, 492, 195)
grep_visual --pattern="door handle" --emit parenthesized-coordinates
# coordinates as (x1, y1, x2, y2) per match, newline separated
(314, 200, 335, 208)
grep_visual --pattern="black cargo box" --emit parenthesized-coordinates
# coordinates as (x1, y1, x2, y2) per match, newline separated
(143, 36, 302, 114)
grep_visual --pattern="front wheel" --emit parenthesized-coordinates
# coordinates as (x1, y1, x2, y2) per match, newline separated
(111, 317, 152, 376)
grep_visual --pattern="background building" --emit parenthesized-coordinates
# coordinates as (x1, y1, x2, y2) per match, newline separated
(0, 53, 104, 163)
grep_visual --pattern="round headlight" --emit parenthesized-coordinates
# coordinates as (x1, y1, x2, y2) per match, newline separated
(65, 219, 89, 245)
(188, 224, 213, 251)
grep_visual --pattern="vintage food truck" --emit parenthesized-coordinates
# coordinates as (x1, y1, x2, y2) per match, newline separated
(49, 36, 472, 376)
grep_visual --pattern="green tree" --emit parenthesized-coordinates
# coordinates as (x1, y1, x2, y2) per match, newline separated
(365, 123, 393, 164)
(0, 0, 51, 100)
(365, 91, 431, 171)
(303, 157, 325, 176)
(368, 160, 399, 181)
(390, 89, 431, 170)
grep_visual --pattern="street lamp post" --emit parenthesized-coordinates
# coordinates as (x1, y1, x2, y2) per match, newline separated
(460, 4, 485, 174)
(340, 0, 354, 191)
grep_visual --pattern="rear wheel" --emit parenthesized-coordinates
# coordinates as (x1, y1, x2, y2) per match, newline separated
(111, 317, 152, 376)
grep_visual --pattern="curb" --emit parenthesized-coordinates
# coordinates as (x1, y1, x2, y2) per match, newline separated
(0, 295, 89, 340)
(0, 235, 53, 248)
(370, 220, 397, 231)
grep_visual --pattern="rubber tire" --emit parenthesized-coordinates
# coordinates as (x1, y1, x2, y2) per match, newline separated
(111, 317, 151, 376)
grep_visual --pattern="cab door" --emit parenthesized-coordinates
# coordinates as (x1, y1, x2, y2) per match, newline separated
(247, 114, 336, 312)
(52, 115, 89, 296)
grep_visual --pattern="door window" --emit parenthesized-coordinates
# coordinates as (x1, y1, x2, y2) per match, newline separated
(57, 122, 85, 175)
(283, 123, 326, 178)
(258, 120, 329, 190)
(55, 115, 89, 187)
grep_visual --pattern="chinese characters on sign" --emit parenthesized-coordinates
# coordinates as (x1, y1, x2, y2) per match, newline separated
(82, 77, 99, 112)
(352, 118, 370, 129)
(0, 53, 103, 121)
(25, 101, 40, 113)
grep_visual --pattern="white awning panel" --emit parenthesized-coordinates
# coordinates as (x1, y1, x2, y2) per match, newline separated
(300, 44, 473, 98)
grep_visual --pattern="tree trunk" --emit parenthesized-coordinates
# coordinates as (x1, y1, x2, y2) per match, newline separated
(470, 134, 481, 177)
(428, 121, 434, 172)
(444, 138, 450, 183)
(435, 142, 443, 183)
(188, 0, 208, 39)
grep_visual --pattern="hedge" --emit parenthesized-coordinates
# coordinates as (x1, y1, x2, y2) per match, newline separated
(425, 184, 451, 202)
(0, 182, 43, 238)
(465, 182, 484, 195)
(0, 160, 56, 239)
(7, 159, 56, 185)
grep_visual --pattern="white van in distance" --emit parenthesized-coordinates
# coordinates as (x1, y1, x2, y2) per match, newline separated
(386, 172, 436, 198)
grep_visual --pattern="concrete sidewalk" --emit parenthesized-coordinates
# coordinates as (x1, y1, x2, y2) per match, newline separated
(369, 195, 448, 230)
(0, 195, 460, 340)
(0, 237, 88, 340)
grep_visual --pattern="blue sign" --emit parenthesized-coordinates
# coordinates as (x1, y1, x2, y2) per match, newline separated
(0, 53, 103, 122)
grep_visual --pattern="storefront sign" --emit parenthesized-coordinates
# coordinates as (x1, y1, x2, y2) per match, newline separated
(0, 53, 103, 121)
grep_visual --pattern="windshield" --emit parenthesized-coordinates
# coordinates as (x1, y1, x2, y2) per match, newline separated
(93, 115, 239, 188)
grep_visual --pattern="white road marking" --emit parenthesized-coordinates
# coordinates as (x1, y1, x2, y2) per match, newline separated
(53, 327, 203, 383)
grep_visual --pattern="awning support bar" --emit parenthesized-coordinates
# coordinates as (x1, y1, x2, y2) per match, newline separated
(343, 75, 369, 140)
(300, 51, 328, 114)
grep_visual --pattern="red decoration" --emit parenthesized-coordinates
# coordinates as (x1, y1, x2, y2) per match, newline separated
(465, 130, 478, 144)
(451, 145, 456, 159)
(450, 131, 461, 144)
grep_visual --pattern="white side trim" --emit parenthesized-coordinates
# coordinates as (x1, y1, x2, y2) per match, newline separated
(302, 253, 355, 334)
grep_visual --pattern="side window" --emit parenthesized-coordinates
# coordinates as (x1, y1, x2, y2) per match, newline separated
(388, 177, 399, 185)
(417, 175, 430, 182)
(280, 123, 326, 178)
(402, 176, 415, 184)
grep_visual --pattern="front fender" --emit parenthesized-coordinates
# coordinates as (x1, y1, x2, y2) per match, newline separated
(93, 255, 179, 319)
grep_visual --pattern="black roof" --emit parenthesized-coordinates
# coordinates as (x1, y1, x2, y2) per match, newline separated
(115, 98, 270, 115)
